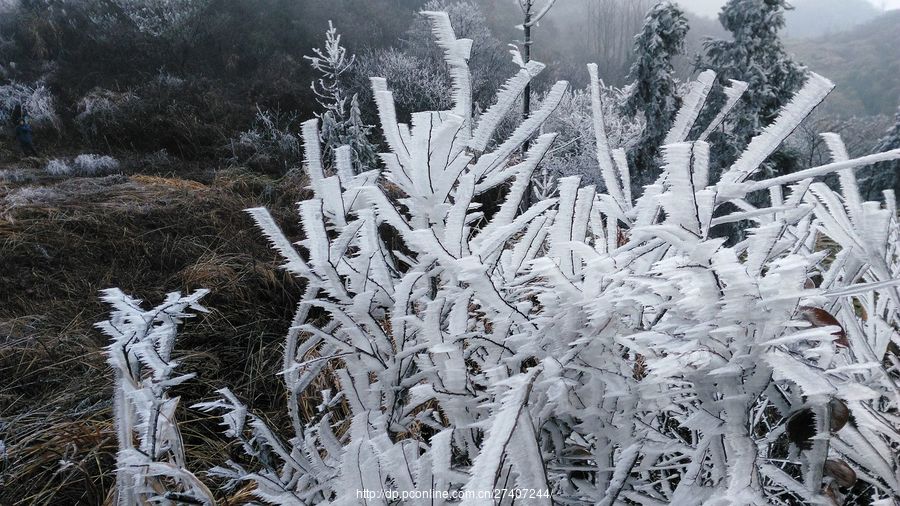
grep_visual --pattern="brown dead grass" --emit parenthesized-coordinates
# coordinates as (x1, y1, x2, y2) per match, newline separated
(0, 167, 310, 504)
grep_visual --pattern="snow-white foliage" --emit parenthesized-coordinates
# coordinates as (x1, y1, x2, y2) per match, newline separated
(75, 88, 139, 140)
(542, 86, 643, 190)
(96, 288, 214, 506)
(73, 154, 121, 175)
(0, 168, 34, 183)
(306, 22, 377, 171)
(43, 155, 119, 177)
(196, 12, 900, 505)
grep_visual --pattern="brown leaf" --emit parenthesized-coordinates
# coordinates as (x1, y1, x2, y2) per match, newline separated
(800, 306, 848, 347)
(824, 459, 857, 488)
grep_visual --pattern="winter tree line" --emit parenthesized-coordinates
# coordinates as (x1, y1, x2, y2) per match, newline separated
(3, 0, 900, 504)
(1, 0, 898, 193)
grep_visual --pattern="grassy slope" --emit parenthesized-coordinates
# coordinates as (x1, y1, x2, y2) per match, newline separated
(0, 158, 308, 504)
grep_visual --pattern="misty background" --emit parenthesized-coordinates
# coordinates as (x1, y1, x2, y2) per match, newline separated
(1, 0, 897, 159)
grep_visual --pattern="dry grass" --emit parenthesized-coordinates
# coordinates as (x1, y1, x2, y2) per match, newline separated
(0, 166, 310, 504)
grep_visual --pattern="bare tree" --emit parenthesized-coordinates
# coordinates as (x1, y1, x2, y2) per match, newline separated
(516, 0, 556, 154)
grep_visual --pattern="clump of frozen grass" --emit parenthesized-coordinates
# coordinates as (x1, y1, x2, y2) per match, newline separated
(3, 186, 58, 208)
(44, 159, 72, 176)
(43, 155, 120, 177)
(73, 154, 120, 175)
(0, 168, 34, 183)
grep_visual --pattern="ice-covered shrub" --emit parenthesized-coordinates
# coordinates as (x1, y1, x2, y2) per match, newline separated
(96, 288, 214, 505)
(354, 47, 452, 116)
(2, 186, 58, 208)
(0, 168, 34, 183)
(73, 154, 120, 175)
(0, 81, 58, 130)
(44, 159, 72, 176)
(43, 156, 119, 177)
(73, 78, 245, 158)
(229, 107, 302, 174)
(185, 11, 900, 505)
(306, 22, 377, 173)
(75, 88, 139, 144)
(541, 85, 643, 193)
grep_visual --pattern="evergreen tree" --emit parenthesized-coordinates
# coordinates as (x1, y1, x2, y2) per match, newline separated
(701, 0, 807, 167)
(306, 22, 377, 172)
(622, 1, 689, 181)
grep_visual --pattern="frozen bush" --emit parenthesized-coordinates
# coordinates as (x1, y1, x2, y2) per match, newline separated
(0, 81, 58, 130)
(3, 186, 58, 208)
(142, 149, 173, 170)
(96, 288, 214, 505)
(354, 48, 452, 116)
(44, 159, 72, 176)
(195, 13, 900, 505)
(73, 154, 120, 175)
(61, 10, 898, 506)
(0, 168, 34, 183)
(75, 88, 139, 143)
(229, 107, 302, 174)
(542, 86, 644, 191)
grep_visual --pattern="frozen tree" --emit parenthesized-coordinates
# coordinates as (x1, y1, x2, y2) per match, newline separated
(306, 22, 377, 172)
(97, 288, 214, 506)
(701, 0, 807, 167)
(622, 1, 689, 184)
(403, 0, 515, 111)
(516, 0, 557, 155)
(189, 10, 900, 505)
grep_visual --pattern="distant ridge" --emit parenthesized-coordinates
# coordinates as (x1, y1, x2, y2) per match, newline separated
(784, 0, 880, 39)
(788, 10, 900, 116)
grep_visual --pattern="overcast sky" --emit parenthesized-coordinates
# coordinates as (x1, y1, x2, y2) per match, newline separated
(681, 0, 900, 18)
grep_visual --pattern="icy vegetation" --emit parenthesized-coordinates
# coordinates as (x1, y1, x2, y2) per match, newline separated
(0, 81, 58, 129)
(97, 289, 214, 505)
(101, 10, 900, 506)
(73, 154, 121, 175)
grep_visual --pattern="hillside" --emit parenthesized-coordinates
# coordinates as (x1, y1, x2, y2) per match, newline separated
(788, 10, 900, 117)
(784, 0, 880, 39)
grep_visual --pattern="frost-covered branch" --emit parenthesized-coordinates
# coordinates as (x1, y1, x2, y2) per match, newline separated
(97, 288, 213, 506)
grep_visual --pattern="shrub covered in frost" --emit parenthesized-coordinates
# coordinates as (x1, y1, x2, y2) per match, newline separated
(100, 11, 900, 506)
(44, 159, 72, 176)
(541, 86, 644, 194)
(73, 154, 120, 175)
(0, 168, 34, 183)
(0, 81, 58, 131)
(75, 88, 139, 144)
(229, 107, 302, 174)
